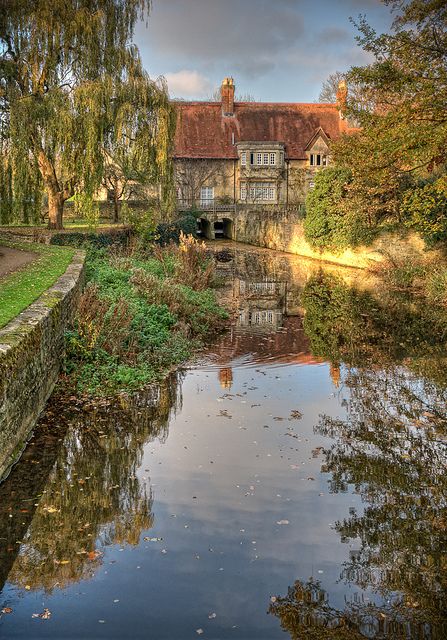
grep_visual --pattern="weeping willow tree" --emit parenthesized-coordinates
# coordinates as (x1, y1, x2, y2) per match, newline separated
(0, 0, 175, 229)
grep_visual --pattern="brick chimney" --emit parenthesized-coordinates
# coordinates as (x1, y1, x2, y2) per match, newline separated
(336, 79, 347, 120)
(221, 77, 235, 116)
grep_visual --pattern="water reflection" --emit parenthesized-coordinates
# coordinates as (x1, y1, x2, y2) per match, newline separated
(1, 244, 446, 639)
(0, 377, 180, 594)
(270, 272, 447, 639)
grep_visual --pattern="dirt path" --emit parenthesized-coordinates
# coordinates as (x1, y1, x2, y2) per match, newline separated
(0, 245, 37, 279)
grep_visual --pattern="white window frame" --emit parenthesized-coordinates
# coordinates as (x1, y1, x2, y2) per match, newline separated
(240, 182, 247, 201)
(200, 186, 214, 205)
(257, 152, 262, 165)
(263, 152, 269, 165)
(249, 182, 276, 202)
(269, 152, 276, 165)
(241, 151, 246, 166)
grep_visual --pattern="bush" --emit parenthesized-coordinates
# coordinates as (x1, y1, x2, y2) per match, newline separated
(156, 211, 198, 245)
(50, 228, 133, 249)
(402, 175, 447, 246)
(304, 166, 374, 251)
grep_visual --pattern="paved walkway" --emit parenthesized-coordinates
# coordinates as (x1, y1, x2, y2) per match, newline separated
(0, 246, 37, 279)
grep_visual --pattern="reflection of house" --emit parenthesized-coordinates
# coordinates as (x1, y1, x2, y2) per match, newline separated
(235, 277, 287, 332)
(174, 78, 352, 207)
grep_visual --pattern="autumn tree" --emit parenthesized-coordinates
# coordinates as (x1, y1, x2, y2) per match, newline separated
(0, 0, 175, 229)
(333, 0, 447, 224)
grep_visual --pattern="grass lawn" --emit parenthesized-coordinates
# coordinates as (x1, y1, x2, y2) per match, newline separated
(0, 238, 76, 328)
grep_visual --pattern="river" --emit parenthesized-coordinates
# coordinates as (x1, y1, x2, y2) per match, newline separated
(0, 242, 446, 639)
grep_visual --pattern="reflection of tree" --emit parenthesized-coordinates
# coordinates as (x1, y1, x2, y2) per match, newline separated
(3, 374, 181, 593)
(316, 366, 447, 636)
(268, 578, 437, 640)
(301, 271, 447, 386)
(271, 273, 447, 638)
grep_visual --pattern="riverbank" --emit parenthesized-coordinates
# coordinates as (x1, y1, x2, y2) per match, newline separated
(64, 234, 229, 396)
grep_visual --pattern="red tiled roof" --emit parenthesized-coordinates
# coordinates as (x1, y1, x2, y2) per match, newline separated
(173, 101, 351, 160)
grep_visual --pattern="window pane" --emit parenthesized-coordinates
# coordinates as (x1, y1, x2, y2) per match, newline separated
(316, 154, 321, 166)
(241, 152, 246, 165)
(270, 153, 276, 165)
(263, 153, 269, 165)
(257, 153, 262, 165)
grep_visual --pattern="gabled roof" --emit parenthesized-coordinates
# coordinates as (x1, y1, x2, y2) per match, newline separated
(304, 126, 331, 151)
(173, 101, 351, 160)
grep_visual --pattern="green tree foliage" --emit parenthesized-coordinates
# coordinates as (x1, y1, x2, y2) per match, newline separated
(333, 0, 447, 227)
(0, 0, 175, 229)
(402, 174, 447, 245)
(303, 166, 375, 251)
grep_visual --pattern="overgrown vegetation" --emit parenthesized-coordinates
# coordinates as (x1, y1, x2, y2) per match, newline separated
(64, 234, 227, 396)
(0, 238, 75, 328)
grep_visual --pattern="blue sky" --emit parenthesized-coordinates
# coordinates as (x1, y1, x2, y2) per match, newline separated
(134, 0, 393, 102)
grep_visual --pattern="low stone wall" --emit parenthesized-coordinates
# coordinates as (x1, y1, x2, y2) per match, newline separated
(232, 209, 437, 269)
(0, 251, 85, 479)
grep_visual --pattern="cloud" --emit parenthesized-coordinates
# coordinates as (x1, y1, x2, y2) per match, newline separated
(143, 0, 304, 78)
(164, 70, 212, 98)
(316, 26, 351, 44)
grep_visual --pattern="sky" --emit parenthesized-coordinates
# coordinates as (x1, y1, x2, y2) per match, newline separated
(134, 0, 394, 102)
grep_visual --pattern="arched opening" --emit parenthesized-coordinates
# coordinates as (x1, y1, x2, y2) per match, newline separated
(199, 218, 213, 240)
(213, 220, 224, 238)
(222, 218, 234, 239)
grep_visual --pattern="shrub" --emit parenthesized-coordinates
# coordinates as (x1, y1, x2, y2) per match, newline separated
(304, 166, 374, 251)
(50, 227, 133, 249)
(156, 211, 198, 245)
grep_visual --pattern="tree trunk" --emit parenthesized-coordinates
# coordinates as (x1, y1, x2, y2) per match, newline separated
(47, 190, 64, 230)
(113, 192, 120, 223)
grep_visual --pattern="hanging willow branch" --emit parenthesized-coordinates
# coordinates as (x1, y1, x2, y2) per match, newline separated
(0, 0, 175, 228)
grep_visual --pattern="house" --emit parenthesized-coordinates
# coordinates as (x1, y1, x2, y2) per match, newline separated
(174, 77, 351, 208)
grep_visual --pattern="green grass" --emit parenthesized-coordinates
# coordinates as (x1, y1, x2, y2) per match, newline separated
(0, 238, 75, 328)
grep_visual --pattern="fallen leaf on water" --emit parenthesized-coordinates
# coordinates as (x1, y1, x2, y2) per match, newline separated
(1, 607, 12, 614)
(196, 629, 204, 635)
(276, 520, 289, 525)
(208, 613, 217, 619)
(32, 608, 51, 620)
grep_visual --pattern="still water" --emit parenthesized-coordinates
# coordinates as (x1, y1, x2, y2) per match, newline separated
(0, 243, 446, 639)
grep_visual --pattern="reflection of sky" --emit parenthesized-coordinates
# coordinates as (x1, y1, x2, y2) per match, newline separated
(1, 361, 370, 640)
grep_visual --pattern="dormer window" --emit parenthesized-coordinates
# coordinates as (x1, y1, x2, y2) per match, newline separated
(310, 153, 322, 167)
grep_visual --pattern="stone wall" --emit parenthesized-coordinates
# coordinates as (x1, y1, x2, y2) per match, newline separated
(0, 251, 85, 479)
(232, 209, 438, 269)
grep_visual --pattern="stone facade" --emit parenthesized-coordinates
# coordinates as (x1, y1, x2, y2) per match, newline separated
(174, 77, 351, 209)
(0, 251, 85, 479)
